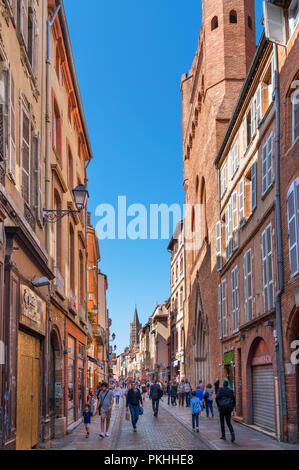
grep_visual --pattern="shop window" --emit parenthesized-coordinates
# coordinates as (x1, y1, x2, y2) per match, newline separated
(229, 10, 237, 24)
(211, 16, 218, 31)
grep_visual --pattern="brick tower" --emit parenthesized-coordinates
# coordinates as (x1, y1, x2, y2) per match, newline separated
(181, 0, 256, 387)
(130, 306, 141, 351)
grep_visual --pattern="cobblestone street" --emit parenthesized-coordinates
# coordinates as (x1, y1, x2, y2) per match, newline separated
(50, 397, 209, 451)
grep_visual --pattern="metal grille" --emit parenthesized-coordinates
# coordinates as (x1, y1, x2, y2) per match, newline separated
(252, 365, 275, 432)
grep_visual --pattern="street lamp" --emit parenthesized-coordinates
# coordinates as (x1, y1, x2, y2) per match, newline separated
(43, 184, 89, 224)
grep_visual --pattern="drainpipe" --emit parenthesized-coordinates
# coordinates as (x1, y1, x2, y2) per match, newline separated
(84, 160, 91, 325)
(45, 5, 61, 254)
(273, 42, 288, 441)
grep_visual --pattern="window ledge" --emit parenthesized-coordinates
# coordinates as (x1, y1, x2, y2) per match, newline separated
(261, 181, 274, 201)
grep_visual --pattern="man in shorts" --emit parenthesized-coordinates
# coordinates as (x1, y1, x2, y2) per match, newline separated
(97, 382, 114, 438)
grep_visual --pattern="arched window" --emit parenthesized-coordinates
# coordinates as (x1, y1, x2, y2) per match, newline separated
(67, 147, 73, 189)
(211, 16, 218, 30)
(53, 98, 62, 159)
(248, 15, 253, 30)
(69, 224, 75, 291)
(230, 10, 237, 24)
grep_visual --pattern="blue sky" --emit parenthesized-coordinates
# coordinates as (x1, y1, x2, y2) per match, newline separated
(64, 1, 264, 354)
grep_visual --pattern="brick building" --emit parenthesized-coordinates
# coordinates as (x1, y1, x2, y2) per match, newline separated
(181, 0, 256, 388)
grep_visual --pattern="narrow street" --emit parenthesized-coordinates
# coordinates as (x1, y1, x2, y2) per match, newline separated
(50, 398, 209, 451)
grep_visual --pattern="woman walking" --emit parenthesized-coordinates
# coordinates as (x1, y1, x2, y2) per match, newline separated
(171, 381, 178, 406)
(204, 383, 214, 418)
(141, 382, 147, 402)
(178, 380, 185, 407)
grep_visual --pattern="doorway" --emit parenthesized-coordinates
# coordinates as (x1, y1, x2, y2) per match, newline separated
(16, 331, 40, 450)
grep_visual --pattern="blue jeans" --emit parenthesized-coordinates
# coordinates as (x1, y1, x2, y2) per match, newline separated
(192, 413, 199, 429)
(115, 395, 120, 405)
(206, 399, 214, 417)
(129, 405, 139, 428)
(185, 391, 191, 407)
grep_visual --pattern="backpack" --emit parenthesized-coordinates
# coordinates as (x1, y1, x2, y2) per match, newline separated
(218, 396, 234, 412)
(204, 391, 209, 401)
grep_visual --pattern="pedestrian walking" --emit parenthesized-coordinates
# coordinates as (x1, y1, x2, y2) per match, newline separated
(214, 378, 220, 395)
(178, 380, 185, 407)
(83, 403, 93, 438)
(149, 380, 164, 417)
(184, 379, 192, 407)
(126, 381, 143, 432)
(204, 384, 214, 418)
(97, 382, 114, 438)
(216, 381, 236, 443)
(191, 391, 202, 432)
(167, 381, 172, 405)
(113, 384, 122, 405)
(171, 381, 178, 406)
(141, 382, 147, 402)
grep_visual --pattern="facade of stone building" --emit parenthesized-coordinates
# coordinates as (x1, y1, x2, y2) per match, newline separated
(181, 0, 256, 389)
(168, 220, 185, 380)
(0, 0, 95, 449)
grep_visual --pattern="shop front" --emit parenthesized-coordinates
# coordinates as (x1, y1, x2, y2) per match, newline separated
(250, 339, 275, 433)
(16, 285, 47, 450)
(65, 318, 87, 431)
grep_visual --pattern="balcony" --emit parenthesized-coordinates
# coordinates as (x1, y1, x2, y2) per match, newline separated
(69, 288, 77, 314)
(92, 324, 106, 344)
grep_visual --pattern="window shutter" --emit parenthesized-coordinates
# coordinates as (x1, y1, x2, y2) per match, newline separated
(244, 115, 248, 152)
(262, 229, 269, 312)
(239, 179, 245, 224)
(244, 251, 250, 322)
(33, 15, 39, 78)
(21, 107, 31, 205)
(9, 74, 16, 180)
(251, 99, 256, 139)
(32, 131, 42, 223)
(218, 284, 223, 339)
(232, 267, 239, 332)
(20, 0, 29, 49)
(251, 161, 257, 212)
(256, 83, 262, 126)
(216, 221, 222, 271)
(267, 134, 273, 189)
(262, 143, 268, 195)
(287, 183, 299, 277)
(222, 280, 227, 337)
(293, 92, 299, 142)
(263, 1, 286, 46)
(232, 192, 238, 231)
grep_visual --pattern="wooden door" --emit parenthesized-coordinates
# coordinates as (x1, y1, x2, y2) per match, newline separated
(16, 331, 40, 450)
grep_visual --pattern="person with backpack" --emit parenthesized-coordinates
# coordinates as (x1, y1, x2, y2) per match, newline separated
(216, 381, 236, 442)
(149, 380, 163, 417)
(204, 384, 214, 418)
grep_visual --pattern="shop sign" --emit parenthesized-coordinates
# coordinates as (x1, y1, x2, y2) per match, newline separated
(251, 339, 272, 366)
(224, 351, 235, 366)
(20, 285, 46, 335)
